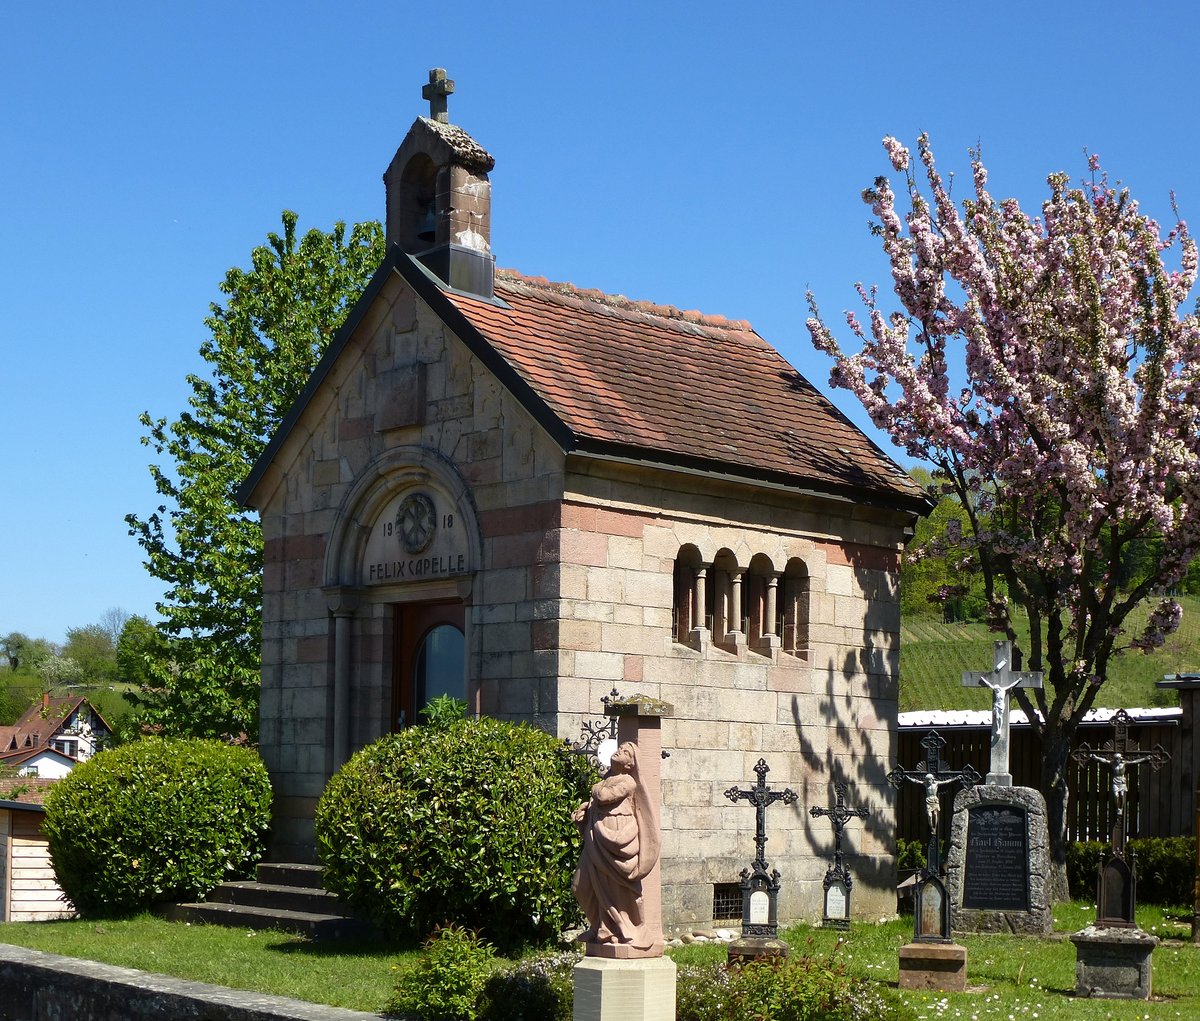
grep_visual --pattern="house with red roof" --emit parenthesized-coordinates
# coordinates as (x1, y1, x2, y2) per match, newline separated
(0, 694, 112, 776)
(239, 72, 930, 928)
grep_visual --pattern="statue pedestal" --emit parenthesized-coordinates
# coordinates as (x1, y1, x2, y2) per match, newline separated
(573, 957, 676, 1021)
(1070, 926, 1158, 999)
(897, 942, 967, 992)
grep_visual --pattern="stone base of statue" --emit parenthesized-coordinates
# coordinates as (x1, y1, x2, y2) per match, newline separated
(1070, 926, 1158, 999)
(945, 785, 1052, 935)
(584, 940, 665, 960)
(572, 957, 676, 1021)
(897, 942, 967, 992)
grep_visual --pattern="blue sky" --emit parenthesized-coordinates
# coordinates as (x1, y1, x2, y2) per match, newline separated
(4, 1, 1199, 644)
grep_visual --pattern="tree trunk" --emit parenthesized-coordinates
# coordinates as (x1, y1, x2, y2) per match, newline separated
(1042, 726, 1073, 903)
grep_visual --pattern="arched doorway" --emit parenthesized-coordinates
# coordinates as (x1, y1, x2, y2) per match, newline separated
(393, 600, 466, 729)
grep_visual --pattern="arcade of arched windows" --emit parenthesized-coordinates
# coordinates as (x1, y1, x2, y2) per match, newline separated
(672, 545, 811, 660)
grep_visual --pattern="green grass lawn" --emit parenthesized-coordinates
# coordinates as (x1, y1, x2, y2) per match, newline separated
(0, 913, 420, 1013)
(2, 904, 1198, 1018)
(899, 596, 1200, 713)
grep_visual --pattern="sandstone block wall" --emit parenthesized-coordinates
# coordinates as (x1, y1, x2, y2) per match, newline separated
(255, 271, 909, 925)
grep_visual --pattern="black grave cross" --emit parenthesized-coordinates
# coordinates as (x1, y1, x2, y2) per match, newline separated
(422, 68, 455, 123)
(809, 781, 870, 876)
(725, 758, 798, 873)
(1072, 708, 1170, 855)
(887, 729, 982, 874)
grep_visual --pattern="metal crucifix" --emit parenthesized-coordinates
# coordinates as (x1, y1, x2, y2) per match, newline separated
(809, 782, 870, 878)
(962, 640, 1043, 786)
(887, 730, 981, 874)
(810, 781, 870, 929)
(725, 758, 798, 947)
(1072, 709, 1170, 855)
(725, 758, 798, 874)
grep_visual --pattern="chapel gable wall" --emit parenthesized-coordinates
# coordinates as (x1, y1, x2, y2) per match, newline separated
(257, 272, 567, 860)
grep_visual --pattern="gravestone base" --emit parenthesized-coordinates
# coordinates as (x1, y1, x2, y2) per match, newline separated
(728, 935, 789, 962)
(573, 957, 676, 1021)
(945, 785, 1052, 935)
(897, 942, 967, 992)
(1070, 926, 1158, 1000)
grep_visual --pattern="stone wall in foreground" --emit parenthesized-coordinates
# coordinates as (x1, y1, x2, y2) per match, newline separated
(0, 943, 379, 1021)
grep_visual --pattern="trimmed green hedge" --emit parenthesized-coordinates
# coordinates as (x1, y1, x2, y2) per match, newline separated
(315, 716, 594, 948)
(42, 737, 271, 916)
(1067, 836, 1195, 905)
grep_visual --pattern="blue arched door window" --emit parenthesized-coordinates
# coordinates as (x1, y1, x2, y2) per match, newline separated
(414, 623, 465, 708)
(395, 601, 466, 729)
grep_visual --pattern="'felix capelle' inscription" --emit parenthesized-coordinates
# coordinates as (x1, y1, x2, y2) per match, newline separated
(962, 805, 1029, 911)
(367, 553, 467, 582)
(360, 488, 471, 586)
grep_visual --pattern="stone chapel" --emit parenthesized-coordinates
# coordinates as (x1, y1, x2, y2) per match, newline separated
(239, 71, 931, 928)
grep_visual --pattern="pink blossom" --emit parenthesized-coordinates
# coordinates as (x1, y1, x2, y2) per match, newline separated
(807, 138, 1200, 736)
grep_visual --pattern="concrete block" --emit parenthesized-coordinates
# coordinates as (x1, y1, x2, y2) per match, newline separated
(572, 957, 676, 1021)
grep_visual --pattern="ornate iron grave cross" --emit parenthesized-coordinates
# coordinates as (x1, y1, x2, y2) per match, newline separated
(962, 640, 1043, 786)
(1072, 708, 1170, 855)
(725, 758, 799, 874)
(422, 68, 455, 123)
(887, 730, 981, 874)
(810, 782, 870, 929)
(725, 758, 798, 944)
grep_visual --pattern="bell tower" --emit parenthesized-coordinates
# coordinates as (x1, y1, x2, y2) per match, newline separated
(383, 68, 497, 299)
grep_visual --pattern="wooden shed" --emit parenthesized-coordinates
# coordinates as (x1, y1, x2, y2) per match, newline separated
(0, 778, 73, 922)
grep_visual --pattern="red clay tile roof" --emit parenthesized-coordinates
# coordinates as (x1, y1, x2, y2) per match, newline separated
(0, 776, 56, 807)
(445, 270, 925, 505)
(0, 745, 78, 768)
(240, 251, 929, 513)
(3, 695, 111, 754)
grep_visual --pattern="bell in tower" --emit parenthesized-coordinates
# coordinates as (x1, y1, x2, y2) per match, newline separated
(382, 69, 497, 299)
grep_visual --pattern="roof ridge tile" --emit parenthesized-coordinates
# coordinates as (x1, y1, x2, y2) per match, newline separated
(496, 268, 752, 332)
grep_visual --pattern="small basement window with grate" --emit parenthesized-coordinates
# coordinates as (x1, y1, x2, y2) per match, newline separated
(712, 882, 742, 924)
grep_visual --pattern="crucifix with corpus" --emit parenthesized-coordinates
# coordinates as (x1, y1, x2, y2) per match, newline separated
(962, 640, 1043, 786)
(1072, 708, 1169, 856)
(887, 730, 981, 875)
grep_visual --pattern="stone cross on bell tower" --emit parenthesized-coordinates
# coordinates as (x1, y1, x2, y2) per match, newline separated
(422, 68, 455, 123)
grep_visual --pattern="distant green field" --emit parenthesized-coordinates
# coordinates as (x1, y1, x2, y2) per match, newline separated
(899, 595, 1200, 712)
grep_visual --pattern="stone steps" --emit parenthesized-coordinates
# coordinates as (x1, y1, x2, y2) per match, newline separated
(165, 863, 373, 941)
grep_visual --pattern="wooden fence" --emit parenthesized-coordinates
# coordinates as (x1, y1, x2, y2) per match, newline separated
(895, 710, 1191, 846)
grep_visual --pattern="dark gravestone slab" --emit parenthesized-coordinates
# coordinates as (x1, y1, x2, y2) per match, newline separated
(1098, 856, 1135, 928)
(962, 805, 1029, 911)
(946, 785, 1051, 935)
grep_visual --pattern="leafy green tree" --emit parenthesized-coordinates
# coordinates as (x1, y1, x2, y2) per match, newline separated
(114, 615, 167, 689)
(126, 212, 385, 740)
(900, 468, 991, 621)
(1, 632, 54, 673)
(63, 624, 117, 686)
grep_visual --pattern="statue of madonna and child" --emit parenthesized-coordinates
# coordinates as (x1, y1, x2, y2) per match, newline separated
(571, 741, 663, 957)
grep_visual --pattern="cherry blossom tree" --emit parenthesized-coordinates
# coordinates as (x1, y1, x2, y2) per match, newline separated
(808, 135, 1200, 895)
